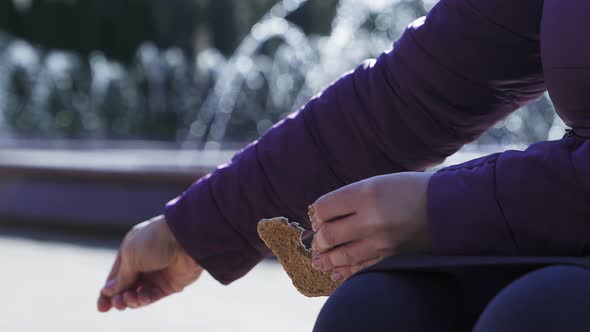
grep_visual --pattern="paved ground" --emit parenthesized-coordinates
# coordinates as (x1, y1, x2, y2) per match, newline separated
(0, 226, 326, 332)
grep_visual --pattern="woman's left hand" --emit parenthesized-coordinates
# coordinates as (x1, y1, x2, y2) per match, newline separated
(309, 172, 433, 282)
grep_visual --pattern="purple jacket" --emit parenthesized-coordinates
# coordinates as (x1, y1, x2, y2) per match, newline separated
(165, 0, 590, 285)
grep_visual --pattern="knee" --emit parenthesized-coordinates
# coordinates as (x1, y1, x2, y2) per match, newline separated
(313, 272, 458, 332)
(314, 275, 372, 332)
(313, 273, 388, 332)
(474, 265, 590, 332)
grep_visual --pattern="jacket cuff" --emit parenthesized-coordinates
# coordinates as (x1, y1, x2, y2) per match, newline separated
(427, 154, 519, 255)
(164, 175, 263, 285)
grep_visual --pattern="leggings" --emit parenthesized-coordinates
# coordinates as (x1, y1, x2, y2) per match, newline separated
(313, 265, 590, 332)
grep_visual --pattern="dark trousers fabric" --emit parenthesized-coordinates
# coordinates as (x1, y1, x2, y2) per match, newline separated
(313, 265, 590, 332)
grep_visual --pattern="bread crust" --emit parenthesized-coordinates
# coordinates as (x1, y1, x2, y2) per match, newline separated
(257, 217, 342, 297)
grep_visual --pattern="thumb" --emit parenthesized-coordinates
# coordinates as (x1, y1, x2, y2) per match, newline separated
(101, 253, 138, 297)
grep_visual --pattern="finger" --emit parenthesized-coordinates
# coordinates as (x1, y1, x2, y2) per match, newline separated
(123, 291, 139, 309)
(138, 289, 153, 306)
(310, 182, 363, 231)
(112, 294, 127, 311)
(100, 251, 122, 295)
(106, 251, 122, 281)
(311, 250, 333, 272)
(133, 276, 167, 307)
(97, 295, 113, 313)
(98, 252, 124, 312)
(101, 251, 127, 296)
(332, 257, 381, 281)
(101, 254, 138, 298)
(348, 257, 381, 275)
(151, 271, 178, 295)
(318, 239, 379, 270)
(311, 215, 366, 253)
(102, 251, 122, 287)
(138, 286, 165, 307)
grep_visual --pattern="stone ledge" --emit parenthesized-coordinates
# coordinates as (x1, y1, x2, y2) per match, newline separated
(0, 140, 236, 229)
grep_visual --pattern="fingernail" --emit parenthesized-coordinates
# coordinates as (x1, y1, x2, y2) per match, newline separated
(103, 279, 116, 292)
(308, 205, 318, 231)
(311, 239, 318, 251)
(331, 271, 343, 282)
(312, 257, 322, 270)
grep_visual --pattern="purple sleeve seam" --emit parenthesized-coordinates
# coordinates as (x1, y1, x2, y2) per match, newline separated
(357, 55, 442, 170)
(349, 60, 409, 170)
(490, 155, 520, 253)
(438, 153, 500, 173)
(462, 0, 539, 42)
(405, 20, 504, 101)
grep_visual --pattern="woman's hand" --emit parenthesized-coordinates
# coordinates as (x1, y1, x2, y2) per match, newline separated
(309, 172, 432, 282)
(97, 215, 203, 312)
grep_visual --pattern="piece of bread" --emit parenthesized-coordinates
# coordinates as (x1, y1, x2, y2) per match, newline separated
(257, 217, 342, 297)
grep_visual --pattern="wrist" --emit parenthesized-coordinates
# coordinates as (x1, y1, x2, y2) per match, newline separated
(153, 215, 180, 253)
(408, 172, 433, 253)
(155, 215, 202, 271)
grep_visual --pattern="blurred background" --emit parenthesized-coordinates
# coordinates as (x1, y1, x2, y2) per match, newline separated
(0, 0, 568, 331)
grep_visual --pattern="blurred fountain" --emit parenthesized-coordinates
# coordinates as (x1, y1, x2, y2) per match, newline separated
(188, 0, 432, 149)
(0, 0, 556, 149)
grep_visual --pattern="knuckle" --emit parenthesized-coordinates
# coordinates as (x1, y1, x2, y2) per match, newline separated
(338, 268, 353, 280)
(120, 246, 135, 266)
(360, 259, 376, 270)
(320, 226, 335, 249)
(360, 177, 378, 196)
(351, 266, 365, 276)
(312, 198, 325, 221)
(316, 254, 330, 271)
(350, 260, 375, 276)
(372, 223, 386, 236)
(171, 284, 185, 294)
(122, 245, 142, 270)
(340, 248, 355, 266)
(357, 266, 368, 274)
(323, 255, 334, 270)
(376, 245, 396, 260)
(162, 276, 183, 294)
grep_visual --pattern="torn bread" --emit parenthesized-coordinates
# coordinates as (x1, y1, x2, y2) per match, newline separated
(257, 217, 342, 297)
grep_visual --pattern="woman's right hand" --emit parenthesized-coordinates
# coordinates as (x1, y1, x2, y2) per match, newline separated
(97, 215, 203, 312)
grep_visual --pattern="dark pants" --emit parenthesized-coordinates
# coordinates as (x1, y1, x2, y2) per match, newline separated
(313, 265, 590, 332)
